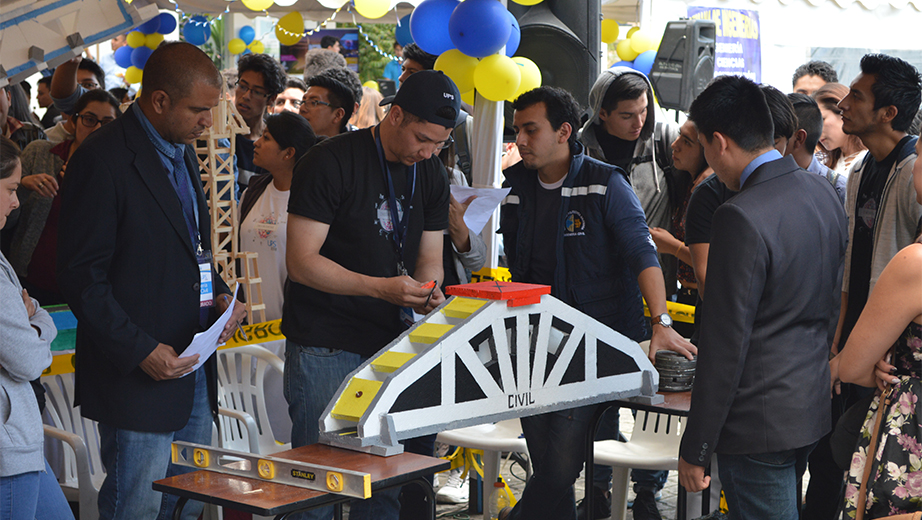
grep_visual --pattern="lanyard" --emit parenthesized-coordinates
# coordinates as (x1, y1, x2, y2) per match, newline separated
(374, 126, 416, 275)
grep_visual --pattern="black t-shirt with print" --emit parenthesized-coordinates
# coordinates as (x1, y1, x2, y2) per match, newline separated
(283, 128, 450, 357)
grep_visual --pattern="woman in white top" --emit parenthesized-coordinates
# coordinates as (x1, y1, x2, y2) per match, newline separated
(238, 112, 317, 322)
(814, 82, 868, 176)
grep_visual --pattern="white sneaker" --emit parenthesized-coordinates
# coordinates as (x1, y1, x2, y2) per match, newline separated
(436, 467, 470, 504)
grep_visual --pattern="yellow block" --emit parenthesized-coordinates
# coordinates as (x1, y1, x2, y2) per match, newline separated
(441, 297, 488, 319)
(371, 351, 416, 373)
(331, 378, 383, 422)
(471, 266, 512, 283)
(408, 323, 455, 344)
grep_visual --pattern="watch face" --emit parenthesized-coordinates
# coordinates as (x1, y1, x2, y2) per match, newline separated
(658, 313, 673, 327)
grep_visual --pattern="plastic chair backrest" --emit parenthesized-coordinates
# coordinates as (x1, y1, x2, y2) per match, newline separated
(630, 410, 685, 449)
(216, 345, 288, 455)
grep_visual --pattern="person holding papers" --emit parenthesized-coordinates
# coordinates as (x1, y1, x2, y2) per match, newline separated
(57, 42, 246, 520)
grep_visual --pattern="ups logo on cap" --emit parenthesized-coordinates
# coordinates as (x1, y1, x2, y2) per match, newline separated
(444, 92, 455, 100)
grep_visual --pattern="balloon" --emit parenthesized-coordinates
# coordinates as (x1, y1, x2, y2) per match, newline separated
(145, 33, 164, 50)
(633, 50, 656, 76)
(626, 26, 640, 38)
(274, 0, 298, 6)
(504, 10, 520, 57)
(248, 40, 265, 54)
(124, 66, 143, 84)
(182, 16, 211, 46)
(126, 31, 146, 48)
(355, 0, 390, 19)
(449, 0, 511, 59)
(511, 0, 542, 4)
(242, 0, 274, 10)
(601, 19, 619, 44)
(363, 80, 380, 91)
(395, 14, 413, 46)
(275, 12, 304, 46)
(239, 26, 255, 45)
(435, 49, 479, 94)
(114, 46, 134, 69)
(138, 16, 161, 35)
(511, 56, 541, 101)
(610, 60, 634, 69)
(630, 30, 656, 54)
(410, 0, 459, 56)
(474, 54, 520, 102)
(157, 13, 177, 35)
(461, 89, 476, 106)
(616, 39, 639, 62)
(130, 46, 153, 69)
(228, 38, 247, 55)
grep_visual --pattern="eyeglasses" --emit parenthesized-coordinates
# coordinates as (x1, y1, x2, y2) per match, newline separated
(76, 113, 114, 128)
(278, 99, 304, 109)
(435, 134, 454, 150)
(235, 81, 269, 99)
(302, 99, 333, 109)
(79, 80, 100, 89)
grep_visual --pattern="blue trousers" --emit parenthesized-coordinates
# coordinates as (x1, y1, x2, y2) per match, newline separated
(0, 458, 74, 520)
(718, 443, 815, 520)
(97, 367, 213, 520)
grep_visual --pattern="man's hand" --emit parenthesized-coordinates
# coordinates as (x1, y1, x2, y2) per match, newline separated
(648, 323, 697, 363)
(414, 285, 445, 315)
(448, 195, 475, 253)
(21, 174, 59, 198)
(375, 276, 439, 309)
(139, 343, 198, 381)
(217, 295, 248, 344)
(678, 457, 711, 493)
(21, 289, 36, 317)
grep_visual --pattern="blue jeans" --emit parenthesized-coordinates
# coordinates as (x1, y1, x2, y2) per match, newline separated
(508, 405, 598, 520)
(97, 367, 213, 520)
(284, 341, 436, 520)
(0, 458, 74, 520)
(592, 407, 668, 494)
(718, 443, 815, 520)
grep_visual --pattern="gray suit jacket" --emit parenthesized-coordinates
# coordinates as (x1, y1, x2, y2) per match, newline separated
(679, 155, 847, 465)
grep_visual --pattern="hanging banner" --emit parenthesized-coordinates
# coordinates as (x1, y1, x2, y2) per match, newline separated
(687, 6, 761, 82)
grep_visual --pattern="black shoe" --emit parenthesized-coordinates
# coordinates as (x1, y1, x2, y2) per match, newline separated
(631, 489, 662, 520)
(576, 486, 612, 520)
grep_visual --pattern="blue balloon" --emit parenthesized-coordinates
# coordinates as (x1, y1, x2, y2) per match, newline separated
(504, 10, 520, 57)
(182, 16, 210, 46)
(395, 14, 413, 47)
(611, 61, 634, 69)
(239, 26, 255, 45)
(138, 16, 161, 35)
(410, 0, 459, 56)
(449, 0, 511, 58)
(114, 45, 134, 69)
(633, 50, 657, 76)
(157, 13, 177, 35)
(130, 46, 153, 69)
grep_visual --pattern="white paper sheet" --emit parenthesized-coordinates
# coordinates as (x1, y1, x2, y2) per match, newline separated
(179, 285, 238, 375)
(449, 185, 511, 235)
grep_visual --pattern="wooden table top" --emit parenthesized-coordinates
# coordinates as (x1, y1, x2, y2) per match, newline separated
(612, 390, 692, 416)
(153, 443, 449, 516)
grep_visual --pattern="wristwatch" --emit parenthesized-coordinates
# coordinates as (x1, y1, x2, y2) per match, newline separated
(651, 313, 673, 328)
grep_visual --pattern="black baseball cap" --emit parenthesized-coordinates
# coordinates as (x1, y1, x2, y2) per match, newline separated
(379, 70, 461, 129)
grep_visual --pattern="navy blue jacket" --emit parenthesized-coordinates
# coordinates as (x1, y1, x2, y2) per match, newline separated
(499, 145, 660, 342)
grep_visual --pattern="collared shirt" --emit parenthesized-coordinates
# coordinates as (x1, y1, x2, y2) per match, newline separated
(739, 149, 782, 189)
(131, 103, 200, 229)
(807, 155, 826, 176)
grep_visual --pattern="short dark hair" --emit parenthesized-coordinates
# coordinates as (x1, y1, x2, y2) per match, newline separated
(109, 87, 129, 103)
(689, 75, 774, 153)
(320, 35, 340, 49)
(307, 73, 356, 130)
(760, 84, 796, 140)
(71, 89, 122, 123)
(142, 42, 222, 102)
(859, 53, 922, 133)
(0, 135, 20, 179)
(315, 67, 362, 105)
(401, 43, 437, 71)
(264, 112, 317, 161)
(601, 73, 649, 112)
(286, 77, 307, 92)
(37, 76, 52, 89)
(512, 86, 582, 148)
(237, 53, 288, 97)
(79, 58, 106, 90)
(792, 60, 837, 88)
(787, 93, 823, 150)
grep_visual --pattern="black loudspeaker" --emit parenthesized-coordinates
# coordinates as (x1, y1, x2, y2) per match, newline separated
(650, 19, 716, 112)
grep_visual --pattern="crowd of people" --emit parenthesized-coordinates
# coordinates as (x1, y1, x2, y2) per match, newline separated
(1, 29, 922, 520)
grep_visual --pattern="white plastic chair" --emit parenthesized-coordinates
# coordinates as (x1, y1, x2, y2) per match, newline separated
(436, 419, 530, 520)
(215, 344, 289, 455)
(41, 372, 105, 520)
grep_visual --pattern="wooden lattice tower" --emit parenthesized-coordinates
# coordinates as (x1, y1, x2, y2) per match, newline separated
(197, 94, 267, 324)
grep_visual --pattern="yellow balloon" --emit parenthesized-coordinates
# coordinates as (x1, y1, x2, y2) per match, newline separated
(510, 57, 541, 101)
(435, 49, 479, 95)
(363, 80, 380, 91)
(511, 0, 542, 4)
(248, 40, 265, 54)
(126, 31, 146, 48)
(145, 33, 164, 50)
(124, 66, 143, 84)
(354, 0, 391, 19)
(474, 54, 521, 103)
(242, 0, 274, 11)
(626, 26, 640, 38)
(601, 20, 619, 44)
(228, 38, 247, 55)
(630, 30, 656, 54)
(461, 90, 476, 106)
(616, 39, 639, 62)
(276, 12, 304, 46)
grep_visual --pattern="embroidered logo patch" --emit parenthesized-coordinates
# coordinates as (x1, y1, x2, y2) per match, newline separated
(564, 210, 586, 237)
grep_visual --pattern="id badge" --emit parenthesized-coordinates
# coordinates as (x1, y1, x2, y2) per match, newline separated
(198, 249, 214, 308)
(399, 306, 423, 328)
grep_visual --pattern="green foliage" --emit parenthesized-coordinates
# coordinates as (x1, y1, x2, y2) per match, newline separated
(341, 22, 397, 84)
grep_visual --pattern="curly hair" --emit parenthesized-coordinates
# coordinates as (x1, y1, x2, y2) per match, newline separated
(237, 53, 287, 97)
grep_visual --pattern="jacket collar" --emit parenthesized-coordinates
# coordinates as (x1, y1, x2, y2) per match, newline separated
(740, 154, 799, 191)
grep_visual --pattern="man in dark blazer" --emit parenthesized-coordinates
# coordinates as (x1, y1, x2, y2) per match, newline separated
(58, 42, 246, 520)
(676, 75, 847, 517)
